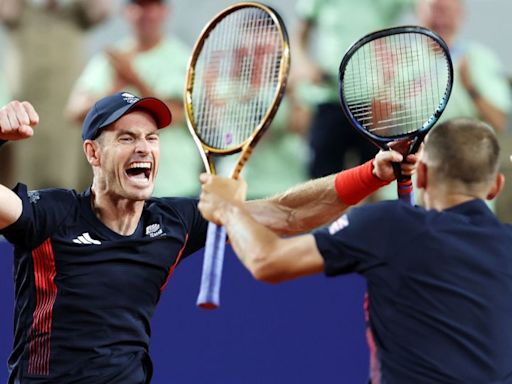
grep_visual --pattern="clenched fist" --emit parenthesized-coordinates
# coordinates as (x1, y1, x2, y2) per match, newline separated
(0, 100, 39, 141)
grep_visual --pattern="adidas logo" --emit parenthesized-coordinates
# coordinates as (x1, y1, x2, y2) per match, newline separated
(72, 232, 101, 245)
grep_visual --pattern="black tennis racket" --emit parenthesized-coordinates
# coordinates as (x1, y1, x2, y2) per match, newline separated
(339, 26, 453, 204)
(185, 2, 290, 309)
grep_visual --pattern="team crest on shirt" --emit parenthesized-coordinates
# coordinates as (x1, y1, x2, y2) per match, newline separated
(28, 190, 40, 204)
(146, 223, 164, 238)
(328, 214, 349, 235)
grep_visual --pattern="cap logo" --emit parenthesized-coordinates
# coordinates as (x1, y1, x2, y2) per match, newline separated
(122, 92, 140, 104)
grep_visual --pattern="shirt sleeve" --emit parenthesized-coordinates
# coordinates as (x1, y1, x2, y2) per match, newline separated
(170, 198, 208, 258)
(150, 38, 191, 100)
(0, 184, 76, 249)
(469, 43, 512, 113)
(313, 203, 396, 276)
(72, 53, 113, 97)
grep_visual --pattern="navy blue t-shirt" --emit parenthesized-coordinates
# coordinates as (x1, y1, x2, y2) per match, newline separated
(314, 199, 512, 384)
(0, 184, 208, 384)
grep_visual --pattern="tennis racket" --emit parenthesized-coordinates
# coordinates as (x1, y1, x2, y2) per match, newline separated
(339, 26, 453, 204)
(185, 2, 290, 309)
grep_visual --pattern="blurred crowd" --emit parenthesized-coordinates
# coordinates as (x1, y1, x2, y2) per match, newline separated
(1, 0, 511, 221)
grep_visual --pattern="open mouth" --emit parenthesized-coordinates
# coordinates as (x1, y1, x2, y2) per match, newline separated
(125, 162, 152, 182)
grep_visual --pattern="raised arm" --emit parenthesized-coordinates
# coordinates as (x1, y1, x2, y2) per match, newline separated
(459, 58, 508, 132)
(0, 101, 39, 229)
(198, 151, 417, 282)
(198, 174, 324, 283)
(246, 150, 417, 235)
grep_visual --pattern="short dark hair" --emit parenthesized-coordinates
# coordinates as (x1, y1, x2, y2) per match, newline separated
(424, 118, 500, 186)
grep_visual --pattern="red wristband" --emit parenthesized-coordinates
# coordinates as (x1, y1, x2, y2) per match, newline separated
(334, 160, 391, 205)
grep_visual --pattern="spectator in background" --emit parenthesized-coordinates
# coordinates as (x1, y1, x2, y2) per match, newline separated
(293, 0, 416, 179)
(417, 0, 511, 132)
(0, 0, 114, 190)
(381, 0, 512, 216)
(67, 0, 202, 197)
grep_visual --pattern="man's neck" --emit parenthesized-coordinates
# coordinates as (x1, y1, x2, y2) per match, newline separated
(90, 189, 144, 236)
(136, 35, 162, 52)
(423, 186, 483, 211)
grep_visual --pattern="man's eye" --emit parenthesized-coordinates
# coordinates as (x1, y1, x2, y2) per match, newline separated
(119, 136, 133, 143)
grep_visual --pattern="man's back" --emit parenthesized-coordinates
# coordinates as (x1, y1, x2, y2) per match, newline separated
(315, 200, 512, 383)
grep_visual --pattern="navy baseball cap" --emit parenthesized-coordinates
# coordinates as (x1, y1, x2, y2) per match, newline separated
(82, 92, 172, 141)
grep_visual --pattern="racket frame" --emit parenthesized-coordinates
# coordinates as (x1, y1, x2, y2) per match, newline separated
(338, 25, 453, 153)
(184, 2, 290, 309)
(184, 1, 290, 177)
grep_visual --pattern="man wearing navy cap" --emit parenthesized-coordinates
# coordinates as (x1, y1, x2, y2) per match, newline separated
(0, 93, 415, 383)
(0, 93, 209, 383)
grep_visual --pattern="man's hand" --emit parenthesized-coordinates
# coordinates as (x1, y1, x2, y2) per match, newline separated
(198, 174, 247, 225)
(373, 146, 419, 182)
(0, 100, 39, 141)
(106, 49, 142, 88)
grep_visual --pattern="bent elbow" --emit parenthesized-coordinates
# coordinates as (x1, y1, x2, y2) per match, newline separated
(248, 251, 285, 284)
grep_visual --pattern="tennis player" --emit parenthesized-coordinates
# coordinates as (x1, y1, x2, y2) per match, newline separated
(198, 118, 512, 383)
(0, 93, 411, 383)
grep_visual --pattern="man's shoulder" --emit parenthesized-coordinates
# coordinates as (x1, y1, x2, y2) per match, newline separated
(146, 196, 199, 216)
(16, 184, 80, 206)
(353, 199, 423, 217)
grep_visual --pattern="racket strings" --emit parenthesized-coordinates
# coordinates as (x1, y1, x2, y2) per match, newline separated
(342, 33, 451, 138)
(191, 8, 284, 150)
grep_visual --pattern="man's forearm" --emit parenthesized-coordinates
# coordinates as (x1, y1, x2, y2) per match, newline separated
(471, 92, 507, 133)
(246, 174, 347, 236)
(246, 159, 391, 235)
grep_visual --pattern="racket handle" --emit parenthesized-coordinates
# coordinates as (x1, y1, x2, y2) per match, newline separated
(397, 178, 414, 206)
(391, 156, 414, 206)
(197, 222, 227, 309)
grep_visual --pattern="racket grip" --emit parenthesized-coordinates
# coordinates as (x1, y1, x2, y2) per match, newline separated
(397, 178, 414, 206)
(197, 222, 227, 309)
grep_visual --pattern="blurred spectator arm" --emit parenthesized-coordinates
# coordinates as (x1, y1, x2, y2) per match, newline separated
(293, 18, 326, 85)
(459, 58, 508, 133)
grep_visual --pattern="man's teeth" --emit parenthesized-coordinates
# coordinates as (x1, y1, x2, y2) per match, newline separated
(128, 162, 151, 169)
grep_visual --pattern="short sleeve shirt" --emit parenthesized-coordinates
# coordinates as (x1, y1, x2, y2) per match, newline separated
(1, 184, 207, 383)
(314, 200, 512, 383)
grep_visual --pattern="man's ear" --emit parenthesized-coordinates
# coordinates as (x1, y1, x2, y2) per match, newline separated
(83, 140, 101, 167)
(416, 160, 428, 190)
(486, 173, 505, 200)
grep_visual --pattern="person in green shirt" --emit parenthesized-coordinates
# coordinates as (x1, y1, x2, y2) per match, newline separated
(67, 0, 202, 197)
(0, 0, 114, 191)
(417, 0, 511, 132)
